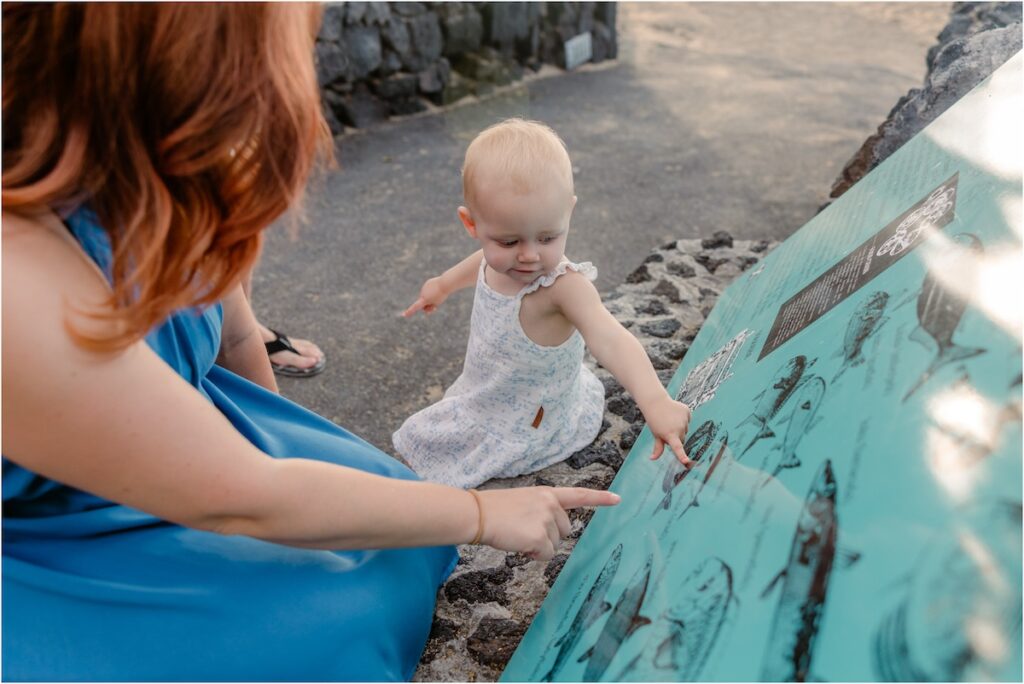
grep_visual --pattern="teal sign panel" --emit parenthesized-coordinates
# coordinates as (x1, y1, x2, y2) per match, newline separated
(502, 52, 1023, 682)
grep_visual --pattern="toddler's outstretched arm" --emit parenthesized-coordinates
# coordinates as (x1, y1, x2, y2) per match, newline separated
(553, 273, 693, 466)
(402, 250, 484, 317)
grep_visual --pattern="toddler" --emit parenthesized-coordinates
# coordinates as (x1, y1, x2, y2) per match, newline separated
(395, 118, 692, 488)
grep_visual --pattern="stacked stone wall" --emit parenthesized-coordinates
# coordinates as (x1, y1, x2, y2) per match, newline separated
(315, 2, 618, 133)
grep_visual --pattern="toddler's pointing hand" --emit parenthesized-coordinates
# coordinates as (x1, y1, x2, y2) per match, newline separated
(402, 276, 448, 317)
(645, 396, 693, 466)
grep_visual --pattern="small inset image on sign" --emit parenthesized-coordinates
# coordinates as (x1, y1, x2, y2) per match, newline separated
(564, 32, 593, 70)
(759, 173, 959, 360)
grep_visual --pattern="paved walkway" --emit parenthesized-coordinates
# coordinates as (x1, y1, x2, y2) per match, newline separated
(254, 2, 950, 451)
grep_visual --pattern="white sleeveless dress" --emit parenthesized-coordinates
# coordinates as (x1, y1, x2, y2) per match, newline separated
(393, 259, 605, 489)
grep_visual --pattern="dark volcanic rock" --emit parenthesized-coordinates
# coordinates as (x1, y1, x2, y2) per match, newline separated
(574, 475, 612, 491)
(694, 253, 729, 274)
(505, 553, 531, 569)
(428, 616, 458, 643)
(418, 616, 459, 662)
(437, 3, 484, 55)
(567, 507, 597, 539)
(316, 40, 354, 86)
(655, 340, 689, 361)
(636, 298, 669, 316)
(667, 261, 697, 278)
(584, 468, 616, 491)
(381, 16, 412, 59)
(740, 256, 761, 270)
(417, 58, 451, 94)
(567, 439, 623, 470)
(406, 12, 444, 70)
(443, 566, 513, 605)
(607, 396, 641, 422)
(619, 423, 643, 451)
(467, 618, 528, 668)
(701, 230, 734, 249)
(625, 263, 652, 284)
(649, 353, 674, 370)
(334, 83, 390, 128)
(544, 554, 569, 586)
(601, 376, 625, 397)
(640, 319, 682, 339)
(343, 25, 383, 79)
(391, 2, 426, 18)
(322, 103, 345, 136)
(320, 3, 346, 41)
(371, 73, 418, 99)
(652, 279, 683, 303)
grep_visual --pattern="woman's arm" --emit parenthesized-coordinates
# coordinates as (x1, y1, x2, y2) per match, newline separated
(402, 249, 484, 317)
(217, 284, 278, 392)
(2, 214, 614, 558)
(551, 272, 692, 464)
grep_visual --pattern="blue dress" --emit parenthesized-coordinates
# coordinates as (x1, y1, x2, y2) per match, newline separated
(1, 208, 459, 682)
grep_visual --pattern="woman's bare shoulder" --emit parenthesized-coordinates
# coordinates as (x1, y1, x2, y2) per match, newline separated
(2, 206, 114, 342)
(3, 206, 107, 284)
(3, 206, 81, 264)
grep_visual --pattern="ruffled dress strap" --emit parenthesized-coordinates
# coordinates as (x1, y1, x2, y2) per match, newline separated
(518, 259, 597, 297)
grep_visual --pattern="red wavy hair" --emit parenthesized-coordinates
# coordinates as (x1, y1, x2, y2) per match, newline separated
(2, 3, 332, 350)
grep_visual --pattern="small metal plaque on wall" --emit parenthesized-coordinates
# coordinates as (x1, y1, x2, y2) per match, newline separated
(564, 32, 593, 71)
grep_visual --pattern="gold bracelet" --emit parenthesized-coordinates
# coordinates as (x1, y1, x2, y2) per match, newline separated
(467, 488, 485, 545)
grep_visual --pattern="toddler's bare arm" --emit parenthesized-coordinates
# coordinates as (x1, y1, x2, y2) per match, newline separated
(402, 250, 484, 317)
(552, 273, 693, 465)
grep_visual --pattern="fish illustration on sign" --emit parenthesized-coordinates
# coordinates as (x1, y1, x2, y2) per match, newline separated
(614, 557, 736, 682)
(663, 434, 731, 531)
(738, 355, 809, 456)
(536, 544, 623, 682)
(873, 500, 1022, 681)
(655, 420, 720, 512)
(760, 459, 840, 682)
(577, 556, 654, 681)
(765, 376, 826, 478)
(832, 291, 890, 382)
(903, 233, 986, 401)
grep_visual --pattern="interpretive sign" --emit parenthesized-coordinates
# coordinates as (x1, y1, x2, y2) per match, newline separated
(502, 52, 1022, 682)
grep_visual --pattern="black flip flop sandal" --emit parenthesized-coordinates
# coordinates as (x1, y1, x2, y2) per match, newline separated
(264, 328, 326, 378)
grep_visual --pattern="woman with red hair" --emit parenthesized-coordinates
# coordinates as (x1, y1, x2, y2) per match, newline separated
(1, 4, 619, 680)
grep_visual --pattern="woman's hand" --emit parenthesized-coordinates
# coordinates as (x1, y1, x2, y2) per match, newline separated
(644, 396, 693, 466)
(474, 487, 621, 561)
(402, 276, 448, 317)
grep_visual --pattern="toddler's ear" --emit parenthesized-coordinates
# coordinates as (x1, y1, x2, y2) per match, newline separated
(457, 206, 478, 238)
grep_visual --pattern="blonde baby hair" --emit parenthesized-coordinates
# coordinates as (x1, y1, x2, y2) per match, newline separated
(462, 118, 574, 211)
